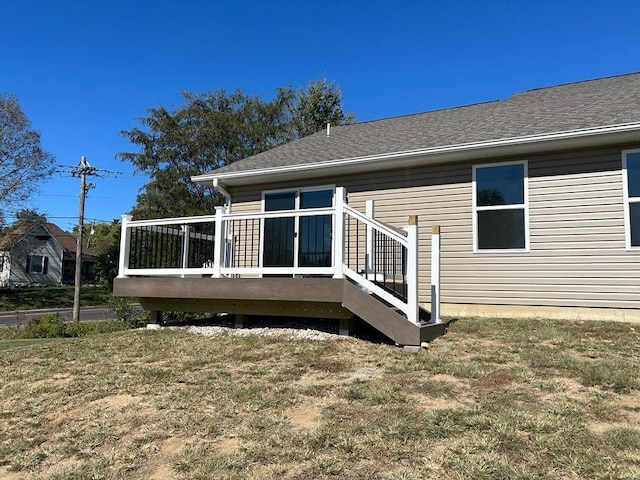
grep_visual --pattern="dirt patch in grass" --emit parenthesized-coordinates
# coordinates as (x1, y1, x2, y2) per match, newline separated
(145, 436, 187, 480)
(286, 403, 322, 429)
(1, 318, 639, 479)
(0, 466, 27, 480)
(215, 437, 241, 454)
(474, 368, 515, 388)
(411, 393, 460, 411)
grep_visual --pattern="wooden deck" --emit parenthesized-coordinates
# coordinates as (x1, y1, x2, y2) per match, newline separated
(113, 277, 446, 346)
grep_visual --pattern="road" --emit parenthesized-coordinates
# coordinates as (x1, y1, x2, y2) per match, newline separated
(0, 307, 118, 327)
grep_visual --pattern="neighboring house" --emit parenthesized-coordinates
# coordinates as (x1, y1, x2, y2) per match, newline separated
(114, 72, 640, 346)
(0, 223, 97, 287)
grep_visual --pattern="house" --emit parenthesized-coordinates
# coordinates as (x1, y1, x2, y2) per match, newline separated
(0, 222, 97, 287)
(114, 72, 640, 346)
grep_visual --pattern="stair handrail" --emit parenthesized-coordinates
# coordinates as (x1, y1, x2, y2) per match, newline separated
(340, 204, 419, 325)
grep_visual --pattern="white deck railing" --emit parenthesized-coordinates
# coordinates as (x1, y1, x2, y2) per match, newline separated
(118, 187, 428, 324)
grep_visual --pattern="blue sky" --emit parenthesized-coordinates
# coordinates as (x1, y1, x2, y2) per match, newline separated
(2, 0, 640, 230)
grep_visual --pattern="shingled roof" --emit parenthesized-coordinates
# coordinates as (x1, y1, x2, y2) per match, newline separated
(0, 223, 97, 257)
(193, 72, 640, 187)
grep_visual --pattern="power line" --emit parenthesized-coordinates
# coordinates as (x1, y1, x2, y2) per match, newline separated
(57, 156, 125, 323)
(54, 164, 137, 178)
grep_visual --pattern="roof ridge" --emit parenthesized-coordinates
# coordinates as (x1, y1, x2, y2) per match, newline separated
(337, 99, 504, 128)
(514, 71, 640, 96)
(344, 71, 640, 128)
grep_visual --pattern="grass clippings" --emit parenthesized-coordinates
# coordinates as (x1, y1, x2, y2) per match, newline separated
(0, 317, 639, 479)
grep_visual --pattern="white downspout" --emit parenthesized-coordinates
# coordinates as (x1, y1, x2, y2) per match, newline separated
(212, 178, 232, 270)
(212, 178, 232, 214)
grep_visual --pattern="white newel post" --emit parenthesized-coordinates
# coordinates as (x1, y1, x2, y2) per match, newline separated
(430, 224, 442, 324)
(181, 224, 190, 277)
(212, 207, 224, 278)
(365, 199, 375, 275)
(117, 214, 132, 278)
(406, 216, 419, 325)
(333, 187, 346, 278)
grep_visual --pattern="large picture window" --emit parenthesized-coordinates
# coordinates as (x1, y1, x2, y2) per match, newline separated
(473, 161, 529, 251)
(623, 149, 640, 249)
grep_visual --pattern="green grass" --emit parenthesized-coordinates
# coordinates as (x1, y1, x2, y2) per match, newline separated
(0, 317, 639, 479)
(0, 285, 113, 311)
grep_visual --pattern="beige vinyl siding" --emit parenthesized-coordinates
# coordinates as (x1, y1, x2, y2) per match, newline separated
(343, 163, 467, 309)
(227, 146, 640, 311)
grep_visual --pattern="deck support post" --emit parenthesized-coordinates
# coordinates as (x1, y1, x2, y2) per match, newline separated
(430, 225, 442, 324)
(117, 214, 132, 278)
(406, 216, 419, 325)
(333, 187, 346, 279)
(234, 314, 247, 329)
(365, 200, 375, 275)
(147, 310, 163, 329)
(339, 317, 352, 336)
(212, 207, 224, 278)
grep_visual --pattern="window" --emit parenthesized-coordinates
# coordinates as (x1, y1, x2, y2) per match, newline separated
(262, 187, 334, 268)
(26, 255, 48, 274)
(473, 161, 529, 251)
(0, 254, 4, 272)
(623, 149, 640, 249)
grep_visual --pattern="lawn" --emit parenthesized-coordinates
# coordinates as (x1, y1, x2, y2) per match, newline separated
(0, 317, 639, 479)
(0, 285, 113, 311)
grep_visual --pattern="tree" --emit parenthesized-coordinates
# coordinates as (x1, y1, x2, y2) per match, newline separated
(289, 79, 355, 137)
(119, 89, 294, 219)
(85, 220, 122, 288)
(70, 219, 122, 288)
(119, 80, 354, 219)
(13, 208, 47, 225)
(0, 94, 55, 219)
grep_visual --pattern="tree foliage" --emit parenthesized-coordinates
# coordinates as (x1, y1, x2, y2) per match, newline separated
(13, 208, 47, 225)
(71, 219, 122, 288)
(0, 94, 55, 217)
(290, 79, 355, 137)
(119, 80, 353, 219)
(89, 221, 122, 288)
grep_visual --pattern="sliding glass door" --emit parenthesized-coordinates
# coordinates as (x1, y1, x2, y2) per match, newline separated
(262, 188, 333, 269)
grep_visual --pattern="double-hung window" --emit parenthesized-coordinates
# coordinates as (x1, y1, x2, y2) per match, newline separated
(473, 161, 529, 252)
(26, 255, 48, 274)
(623, 149, 640, 249)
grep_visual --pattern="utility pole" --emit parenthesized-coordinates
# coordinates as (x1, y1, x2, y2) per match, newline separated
(72, 156, 96, 323)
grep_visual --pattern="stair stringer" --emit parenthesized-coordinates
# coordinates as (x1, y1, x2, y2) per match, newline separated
(341, 280, 445, 346)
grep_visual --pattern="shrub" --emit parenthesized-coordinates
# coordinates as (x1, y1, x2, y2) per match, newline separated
(108, 297, 149, 329)
(23, 313, 68, 338)
(9, 314, 134, 340)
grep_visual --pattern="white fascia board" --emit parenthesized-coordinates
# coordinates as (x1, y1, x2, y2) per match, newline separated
(191, 123, 640, 187)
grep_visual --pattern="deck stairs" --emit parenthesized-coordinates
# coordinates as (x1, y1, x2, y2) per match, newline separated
(342, 279, 446, 345)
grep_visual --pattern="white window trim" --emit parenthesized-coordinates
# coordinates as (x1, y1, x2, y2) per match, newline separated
(260, 184, 336, 211)
(28, 254, 48, 274)
(622, 149, 640, 251)
(472, 160, 530, 253)
(259, 185, 336, 269)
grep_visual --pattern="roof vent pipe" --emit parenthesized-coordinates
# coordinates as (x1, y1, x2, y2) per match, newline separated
(326, 122, 330, 137)
(212, 178, 231, 214)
